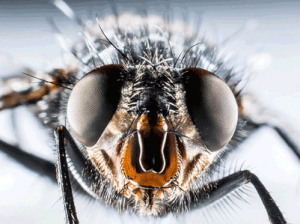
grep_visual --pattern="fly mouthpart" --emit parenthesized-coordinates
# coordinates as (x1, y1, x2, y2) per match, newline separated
(127, 178, 175, 190)
(122, 113, 179, 188)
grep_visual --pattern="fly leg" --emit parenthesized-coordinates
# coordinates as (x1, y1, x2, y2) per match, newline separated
(0, 69, 80, 222)
(191, 170, 286, 224)
(0, 69, 75, 111)
(54, 125, 104, 200)
(0, 138, 56, 181)
(241, 94, 300, 160)
(269, 124, 300, 160)
(54, 125, 130, 223)
(54, 125, 113, 224)
(0, 69, 77, 181)
(55, 126, 79, 224)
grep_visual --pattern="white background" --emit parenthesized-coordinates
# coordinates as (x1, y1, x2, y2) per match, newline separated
(0, 0, 300, 223)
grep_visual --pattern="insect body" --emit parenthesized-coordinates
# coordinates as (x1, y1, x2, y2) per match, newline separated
(0, 1, 299, 223)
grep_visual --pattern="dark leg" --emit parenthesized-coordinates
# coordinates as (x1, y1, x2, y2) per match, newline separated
(54, 125, 104, 199)
(0, 123, 102, 202)
(242, 118, 300, 161)
(241, 94, 300, 161)
(54, 125, 110, 224)
(191, 170, 286, 224)
(271, 124, 300, 160)
(0, 139, 56, 182)
(55, 126, 79, 224)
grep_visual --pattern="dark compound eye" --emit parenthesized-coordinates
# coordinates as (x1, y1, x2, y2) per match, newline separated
(67, 64, 125, 147)
(182, 67, 238, 152)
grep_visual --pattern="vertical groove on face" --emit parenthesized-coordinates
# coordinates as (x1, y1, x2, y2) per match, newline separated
(122, 113, 179, 188)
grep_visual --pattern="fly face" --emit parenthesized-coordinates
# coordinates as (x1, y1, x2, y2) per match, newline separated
(65, 60, 239, 215)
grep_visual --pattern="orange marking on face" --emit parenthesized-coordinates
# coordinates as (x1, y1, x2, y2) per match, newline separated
(122, 113, 179, 188)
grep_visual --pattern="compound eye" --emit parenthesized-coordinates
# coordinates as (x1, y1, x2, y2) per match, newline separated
(182, 67, 238, 151)
(67, 65, 125, 147)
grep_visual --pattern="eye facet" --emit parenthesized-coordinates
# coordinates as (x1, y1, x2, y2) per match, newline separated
(182, 67, 238, 151)
(67, 64, 125, 147)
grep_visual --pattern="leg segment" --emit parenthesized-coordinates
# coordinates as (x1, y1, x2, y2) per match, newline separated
(0, 69, 75, 111)
(191, 170, 286, 224)
(241, 94, 300, 160)
(54, 125, 103, 199)
(0, 139, 56, 182)
(272, 124, 300, 160)
(0, 84, 50, 111)
(54, 125, 110, 224)
(55, 126, 79, 224)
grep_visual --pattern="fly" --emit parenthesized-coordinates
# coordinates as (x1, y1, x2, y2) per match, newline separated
(0, 1, 299, 224)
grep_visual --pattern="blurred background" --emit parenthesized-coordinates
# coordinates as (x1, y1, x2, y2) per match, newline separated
(0, 0, 300, 223)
